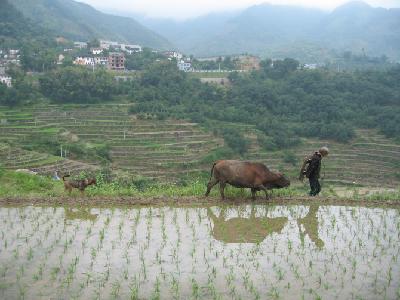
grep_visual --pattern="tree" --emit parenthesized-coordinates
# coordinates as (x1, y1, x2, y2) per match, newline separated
(87, 38, 100, 49)
(39, 67, 115, 103)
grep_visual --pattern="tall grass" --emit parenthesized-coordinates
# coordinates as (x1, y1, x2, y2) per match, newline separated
(0, 170, 399, 200)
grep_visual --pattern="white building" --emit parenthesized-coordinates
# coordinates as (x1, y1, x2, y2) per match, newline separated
(164, 51, 183, 60)
(99, 40, 143, 54)
(303, 63, 318, 70)
(74, 56, 109, 67)
(122, 44, 142, 54)
(74, 57, 94, 66)
(91, 48, 103, 55)
(94, 57, 108, 65)
(0, 75, 12, 87)
(57, 54, 65, 65)
(74, 42, 88, 49)
(99, 40, 119, 50)
(177, 60, 192, 72)
(9, 49, 19, 57)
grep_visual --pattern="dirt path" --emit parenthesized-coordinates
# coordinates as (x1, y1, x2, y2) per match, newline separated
(1, 195, 399, 208)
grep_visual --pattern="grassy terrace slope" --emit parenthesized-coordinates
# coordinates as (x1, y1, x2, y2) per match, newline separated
(0, 104, 222, 180)
(1, 104, 399, 187)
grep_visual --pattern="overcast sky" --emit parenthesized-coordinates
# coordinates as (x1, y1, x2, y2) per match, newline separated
(78, 0, 400, 19)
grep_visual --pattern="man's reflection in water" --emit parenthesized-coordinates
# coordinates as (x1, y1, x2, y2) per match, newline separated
(64, 207, 98, 224)
(297, 205, 324, 249)
(207, 206, 288, 243)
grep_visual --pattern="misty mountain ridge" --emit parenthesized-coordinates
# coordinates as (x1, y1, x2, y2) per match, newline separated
(140, 1, 400, 60)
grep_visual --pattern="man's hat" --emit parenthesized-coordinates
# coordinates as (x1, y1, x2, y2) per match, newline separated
(319, 146, 329, 156)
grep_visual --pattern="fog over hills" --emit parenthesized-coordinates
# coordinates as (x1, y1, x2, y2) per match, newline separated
(3, 0, 400, 61)
(138, 1, 400, 60)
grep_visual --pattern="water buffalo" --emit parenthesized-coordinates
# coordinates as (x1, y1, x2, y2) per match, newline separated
(205, 160, 290, 200)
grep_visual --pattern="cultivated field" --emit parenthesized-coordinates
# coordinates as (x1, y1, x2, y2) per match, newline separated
(1, 104, 399, 299)
(1, 104, 399, 188)
(0, 203, 399, 299)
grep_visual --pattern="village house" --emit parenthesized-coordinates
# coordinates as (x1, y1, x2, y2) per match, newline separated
(100, 40, 119, 50)
(73, 57, 94, 66)
(163, 51, 183, 60)
(235, 55, 261, 71)
(303, 63, 320, 70)
(91, 48, 103, 55)
(108, 52, 125, 71)
(100, 40, 142, 55)
(122, 44, 142, 54)
(9, 49, 19, 58)
(0, 75, 12, 88)
(73, 56, 109, 67)
(74, 41, 87, 49)
(55, 37, 68, 44)
(0, 49, 21, 66)
(177, 59, 192, 72)
(57, 54, 65, 65)
(94, 57, 108, 66)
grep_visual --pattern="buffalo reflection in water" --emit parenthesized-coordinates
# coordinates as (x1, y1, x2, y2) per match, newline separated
(207, 207, 288, 243)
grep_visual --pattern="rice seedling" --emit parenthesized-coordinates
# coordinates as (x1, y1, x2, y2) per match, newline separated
(191, 278, 200, 299)
(0, 203, 399, 299)
(151, 276, 161, 300)
(111, 280, 121, 299)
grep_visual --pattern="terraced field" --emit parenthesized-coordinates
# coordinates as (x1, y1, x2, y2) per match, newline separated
(1, 104, 399, 186)
(0, 104, 222, 180)
(243, 129, 400, 187)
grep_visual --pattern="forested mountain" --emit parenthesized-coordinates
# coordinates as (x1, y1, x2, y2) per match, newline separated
(0, 0, 54, 48)
(142, 1, 400, 60)
(9, 0, 171, 49)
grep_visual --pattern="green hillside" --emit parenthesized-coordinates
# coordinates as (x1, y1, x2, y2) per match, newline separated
(0, 0, 54, 48)
(9, 0, 171, 49)
(1, 104, 399, 188)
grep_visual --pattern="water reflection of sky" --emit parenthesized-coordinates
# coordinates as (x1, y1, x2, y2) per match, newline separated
(0, 204, 398, 299)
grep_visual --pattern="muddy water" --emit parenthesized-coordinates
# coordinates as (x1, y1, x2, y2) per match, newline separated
(0, 204, 399, 299)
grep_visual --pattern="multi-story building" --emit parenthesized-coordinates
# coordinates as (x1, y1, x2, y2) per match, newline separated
(108, 52, 125, 71)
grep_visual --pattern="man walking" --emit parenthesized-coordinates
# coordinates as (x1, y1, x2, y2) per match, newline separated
(299, 147, 329, 196)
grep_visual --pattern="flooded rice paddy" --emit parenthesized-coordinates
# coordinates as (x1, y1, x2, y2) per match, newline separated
(0, 203, 399, 299)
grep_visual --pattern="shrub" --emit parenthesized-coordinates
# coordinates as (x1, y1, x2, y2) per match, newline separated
(282, 151, 298, 166)
(222, 128, 250, 155)
(200, 147, 235, 164)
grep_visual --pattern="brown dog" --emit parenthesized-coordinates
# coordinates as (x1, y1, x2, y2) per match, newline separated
(62, 175, 97, 195)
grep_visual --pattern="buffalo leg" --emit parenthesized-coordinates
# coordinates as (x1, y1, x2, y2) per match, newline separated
(256, 185, 270, 199)
(205, 179, 219, 197)
(251, 188, 257, 200)
(219, 182, 226, 200)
